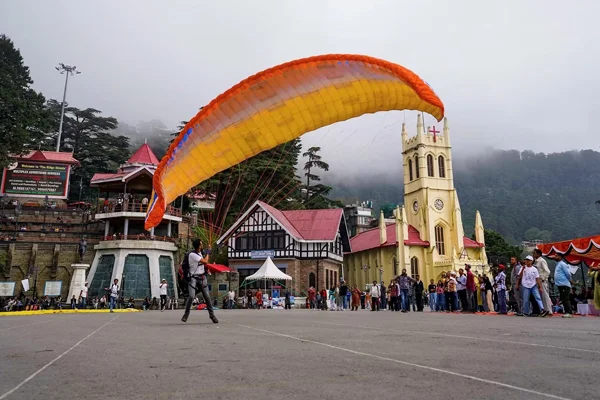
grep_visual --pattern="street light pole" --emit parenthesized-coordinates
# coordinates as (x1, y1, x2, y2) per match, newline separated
(55, 63, 81, 152)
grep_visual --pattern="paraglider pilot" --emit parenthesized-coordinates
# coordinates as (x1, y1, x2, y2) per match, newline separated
(181, 239, 218, 324)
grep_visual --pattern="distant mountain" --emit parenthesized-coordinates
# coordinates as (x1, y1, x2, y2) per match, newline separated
(330, 149, 600, 244)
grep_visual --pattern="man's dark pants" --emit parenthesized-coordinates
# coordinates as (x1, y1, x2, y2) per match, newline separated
(183, 275, 215, 319)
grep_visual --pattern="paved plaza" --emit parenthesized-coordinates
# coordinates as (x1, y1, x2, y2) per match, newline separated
(0, 309, 598, 400)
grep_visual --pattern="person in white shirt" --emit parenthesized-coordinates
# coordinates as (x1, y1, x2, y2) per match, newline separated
(105, 279, 119, 313)
(79, 282, 88, 309)
(370, 281, 381, 311)
(227, 290, 235, 310)
(181, 239, 218, 324)
(532, 249, 553, 316)
(159, 279, 168, 311)
(516, 255, 548, 317)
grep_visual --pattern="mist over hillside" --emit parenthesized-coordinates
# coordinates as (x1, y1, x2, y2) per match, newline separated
(329, 149, 600, 244)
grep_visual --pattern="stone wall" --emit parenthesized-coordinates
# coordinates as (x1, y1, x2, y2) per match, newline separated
(0, 241, 95, 299)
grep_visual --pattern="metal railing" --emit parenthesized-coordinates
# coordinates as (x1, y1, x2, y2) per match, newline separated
(101, 234, 176, 243)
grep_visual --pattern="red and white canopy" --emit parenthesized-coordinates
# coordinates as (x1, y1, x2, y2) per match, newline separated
(537, 235, 600, 270)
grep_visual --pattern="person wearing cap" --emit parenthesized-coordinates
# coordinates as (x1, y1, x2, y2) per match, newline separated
(159, 278, 168, 312)
(532, 249, 553, 316)
(516, 255, 548, 317)
(79, 281, 88, 309)
(552, 254, 574, 318)
(494, 264, 508, 314)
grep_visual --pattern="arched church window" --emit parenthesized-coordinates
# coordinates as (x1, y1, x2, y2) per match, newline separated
(435, 225, 445, 256)
(427, 154, 434, 177)
(408, 159, 413, 181)
(309, 272, 316, 288)
(410, 257, 419, 279)
(438, 156, 446, 178)
(414, 155, 420, 178)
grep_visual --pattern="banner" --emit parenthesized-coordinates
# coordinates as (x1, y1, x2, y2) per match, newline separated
(44, 281, 63, 296)
(1, 161, 71, 199)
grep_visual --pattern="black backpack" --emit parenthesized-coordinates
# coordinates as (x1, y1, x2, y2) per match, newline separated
(179, 251, 192, 282)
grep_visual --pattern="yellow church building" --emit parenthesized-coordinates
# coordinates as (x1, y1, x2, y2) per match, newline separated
(344, 115, 488, 288)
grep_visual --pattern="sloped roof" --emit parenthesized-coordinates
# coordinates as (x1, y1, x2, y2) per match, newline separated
(257, 201, 304, 239)
(282, 208, 344, 241)
(348, 223, 430, 254)
(127, 144, 159, 165)
(17, 150, 79, 164)
(90, 172, 127, 183)
(463, 237, 484, 248)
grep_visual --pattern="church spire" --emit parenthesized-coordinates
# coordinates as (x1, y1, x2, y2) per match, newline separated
(379, 210, 387, 245)
(416, 113, 424, 140)
(475, 210, 485, 245)
(443, 117, 450, 145)
(401, 122, 408, 143)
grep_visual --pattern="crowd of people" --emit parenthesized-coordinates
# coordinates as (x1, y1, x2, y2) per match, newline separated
(300, 249, 599, 317)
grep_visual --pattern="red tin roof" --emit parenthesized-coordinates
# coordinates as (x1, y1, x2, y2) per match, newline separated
(258, 201, 342, 241)
(348, 223, 430, 254)
(463, 237, 484, 248)
(17, 150, 79, 164)
(127, 144, 159, 165)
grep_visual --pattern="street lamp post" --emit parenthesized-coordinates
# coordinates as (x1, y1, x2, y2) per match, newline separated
(55, 63, 81, 152)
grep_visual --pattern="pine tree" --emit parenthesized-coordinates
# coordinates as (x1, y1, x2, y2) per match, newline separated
(0, 34, 52, 168)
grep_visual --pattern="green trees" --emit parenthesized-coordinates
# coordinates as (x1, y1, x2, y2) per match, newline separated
(481, 229, 523, 264)
(301, 146, 342, 209)
(44, 100, 130, 201)
(0, 34, 52, 168)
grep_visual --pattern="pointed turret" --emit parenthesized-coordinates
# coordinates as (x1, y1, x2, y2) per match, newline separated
(443, 117, 450, 145)
(379, 210, 387, 245)
(416, 113, 424, 139)
(401, 122, 408, 143)
(475, 210, 485, 245)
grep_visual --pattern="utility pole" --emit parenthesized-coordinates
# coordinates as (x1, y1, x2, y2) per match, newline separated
(55, 63, 81, 152)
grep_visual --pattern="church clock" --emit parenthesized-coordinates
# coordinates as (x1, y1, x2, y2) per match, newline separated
(412, 200, 419, 212)
(434, 199, 444, 210)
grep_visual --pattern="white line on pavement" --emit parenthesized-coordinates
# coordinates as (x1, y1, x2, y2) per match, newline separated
(225, 320, 572, 400)
(0, 315, 119, 400)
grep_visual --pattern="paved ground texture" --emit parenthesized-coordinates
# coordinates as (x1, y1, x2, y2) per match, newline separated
(0, 309, 598, 400)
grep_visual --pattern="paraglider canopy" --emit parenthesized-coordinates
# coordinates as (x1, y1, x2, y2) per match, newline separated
(145, 54, 445, 230)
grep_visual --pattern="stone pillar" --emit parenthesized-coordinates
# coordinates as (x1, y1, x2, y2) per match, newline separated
(104, 220, 110, 237)
(124, 218, 129, 237)
(150, 227, 155, 236)
(167, 221, 172, 237)
(68, 264, 89, 301)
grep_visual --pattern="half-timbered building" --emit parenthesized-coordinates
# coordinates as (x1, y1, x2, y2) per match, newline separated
(216, 200, 351, 296)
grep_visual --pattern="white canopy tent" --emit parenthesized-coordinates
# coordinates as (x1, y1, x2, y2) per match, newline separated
(244, 257, 292, 282)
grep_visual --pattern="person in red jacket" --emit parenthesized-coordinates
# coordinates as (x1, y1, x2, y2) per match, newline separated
(465, 264, 477, 313)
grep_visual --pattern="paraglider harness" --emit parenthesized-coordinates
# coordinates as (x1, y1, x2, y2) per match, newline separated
(177, 250, 208, 298)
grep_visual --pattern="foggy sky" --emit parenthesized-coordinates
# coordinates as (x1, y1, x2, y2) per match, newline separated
(2, 0, 599, 178)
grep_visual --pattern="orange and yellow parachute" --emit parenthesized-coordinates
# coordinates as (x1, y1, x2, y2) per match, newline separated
(145, 54, 444, 230)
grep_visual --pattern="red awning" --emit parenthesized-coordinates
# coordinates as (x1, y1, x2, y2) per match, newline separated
(537, 235, 600, 270)
(206, 263, 231, 273)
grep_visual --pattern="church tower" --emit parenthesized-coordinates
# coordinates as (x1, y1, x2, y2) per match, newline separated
(400, 115, 486, 281)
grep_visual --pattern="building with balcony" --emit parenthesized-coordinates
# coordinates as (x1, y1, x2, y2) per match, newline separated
(344, 201, 374, 237)
(85, 144, 181, 300)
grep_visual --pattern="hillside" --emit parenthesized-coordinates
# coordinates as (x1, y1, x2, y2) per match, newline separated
(330, 149, 600, 244)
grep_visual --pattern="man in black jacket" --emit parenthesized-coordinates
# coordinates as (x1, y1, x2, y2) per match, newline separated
(414, 275, 425, 312)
